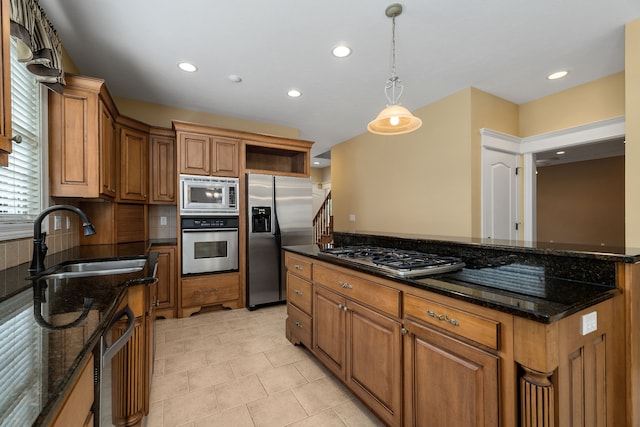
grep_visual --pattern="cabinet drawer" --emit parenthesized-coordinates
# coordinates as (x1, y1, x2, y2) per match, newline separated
(287, 303, 312, 348)
(404, 293, 499, 350)
(314, 264, 400, 318)
(287, 272, 312, 315)
(285, 253, 312, 281)
(181, 273, 240, 308)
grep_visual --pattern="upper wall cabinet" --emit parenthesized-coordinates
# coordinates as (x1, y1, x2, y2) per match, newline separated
(49, 74, 119, 199)
(0, 0, 11, 167)
(117, 116, 150, 203)
(173, 120, 313, 178)
(149, 127, 176, 204)
(174, 122, 239, 177)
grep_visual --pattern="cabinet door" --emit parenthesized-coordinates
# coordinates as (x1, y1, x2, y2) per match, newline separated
(99, 100, 117, 197)
(212, 137, 239, 177)
(49, 86, 100, 197)
(0, 0, 11, 166)
(119, 126, 149, 202)
(403, 319, 499, 427)
(347, 300, 403, 427)
(154, 246, 176, 317)
(313, 286, 346, 379)
(150, 134, 176, 203)
(179, 132, 210, 175)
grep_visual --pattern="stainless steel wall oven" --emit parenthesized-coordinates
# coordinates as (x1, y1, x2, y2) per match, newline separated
(181, 216, 239, 276)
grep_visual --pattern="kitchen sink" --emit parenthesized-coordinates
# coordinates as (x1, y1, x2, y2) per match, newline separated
(31, 257, 147, 280)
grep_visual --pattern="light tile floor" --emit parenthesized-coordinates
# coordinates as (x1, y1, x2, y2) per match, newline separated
(146, 304, 385, 427)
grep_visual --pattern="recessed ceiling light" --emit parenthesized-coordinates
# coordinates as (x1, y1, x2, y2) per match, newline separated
(288, 89, 302, 98)
(228, 74, 243, 83)
(547, 70, 568, 80)
(332, 45, 352, 58)
(178, 62, 197, 72)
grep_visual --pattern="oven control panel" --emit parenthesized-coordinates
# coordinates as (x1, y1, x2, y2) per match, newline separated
(181, 216, 239, 229)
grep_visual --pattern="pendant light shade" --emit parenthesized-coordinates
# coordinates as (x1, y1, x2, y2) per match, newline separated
(368, 104, 422, 135)
(368, 3, 422, 136)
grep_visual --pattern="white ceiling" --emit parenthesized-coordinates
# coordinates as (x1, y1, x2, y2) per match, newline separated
(40, 0, 640, 168)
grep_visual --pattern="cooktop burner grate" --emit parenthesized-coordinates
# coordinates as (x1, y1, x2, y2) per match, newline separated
(319, 246, 465, 278)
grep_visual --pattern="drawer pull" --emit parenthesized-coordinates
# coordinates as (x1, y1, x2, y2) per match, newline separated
(338, 280, 353, 289)
(427, 309, 460, 327)
(338, 303, 349, 312)
(295, 289, 303, 295)
(295, 321, 303, 328)
(294, 264, 303, 270)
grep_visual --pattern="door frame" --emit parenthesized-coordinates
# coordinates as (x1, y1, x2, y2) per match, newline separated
(481, 116, 625, 242)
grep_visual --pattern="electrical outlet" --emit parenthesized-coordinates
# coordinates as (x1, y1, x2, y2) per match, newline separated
(349, 214, 356, 222)
(581, 311, 597, 335)
(54, 215, 62, 231)
(160, 216, 167, 226)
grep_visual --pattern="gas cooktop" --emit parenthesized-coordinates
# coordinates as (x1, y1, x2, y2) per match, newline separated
(319, 246, 465, 278)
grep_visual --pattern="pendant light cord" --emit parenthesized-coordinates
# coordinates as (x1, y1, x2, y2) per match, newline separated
(391, 15, 397, 79)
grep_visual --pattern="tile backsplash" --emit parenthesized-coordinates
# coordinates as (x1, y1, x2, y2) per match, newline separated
(148, 205, 177, 240)
(0, 211, 80, 270)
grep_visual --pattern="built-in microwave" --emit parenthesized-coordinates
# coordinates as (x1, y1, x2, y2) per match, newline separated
(180, 174, 239, 216)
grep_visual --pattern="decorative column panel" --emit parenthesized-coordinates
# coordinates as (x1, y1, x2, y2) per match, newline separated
(520, 367, 555, 427)
(112, 316, 145, 427)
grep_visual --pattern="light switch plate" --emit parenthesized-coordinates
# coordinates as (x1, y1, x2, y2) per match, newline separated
(160, 216, 167, 226)
(581, 311, 597, 335)
(66, 216, 71, 230)
(349, 214, 356, 222)
(54, 215, 62, 231)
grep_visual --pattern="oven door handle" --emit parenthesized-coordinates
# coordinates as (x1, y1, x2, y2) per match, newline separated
(182, 228, 239, 233)
(102, 305, 135, 363)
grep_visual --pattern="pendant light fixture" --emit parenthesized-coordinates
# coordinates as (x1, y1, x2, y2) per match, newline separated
(368, 3, 422, 135)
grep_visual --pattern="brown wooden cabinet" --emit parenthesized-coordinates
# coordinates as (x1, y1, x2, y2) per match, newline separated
(117, 116, 150, 203)
(111, 281, 156, 427)
(149, 128, 176, 204)
(0, 0, 12, 167)
(285, 252, 313, 347)
(49, 75, 119, 199)
(312, 262, 403, 427)
(79, 202, 147, 245)
(152, 245, 176, 318)
(50, 354, 95, 427)
(403, 318, 499, 427)
(179, 272, 240, 317)
(177, 130, 239, 177)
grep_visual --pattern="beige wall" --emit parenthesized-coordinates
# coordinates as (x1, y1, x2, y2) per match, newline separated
(332, 88, 518, 237)
(519, 72, 625, 137)
(537, 156, 624, 247)
(625, 19, 640, 248)
(331, 19, 637, 242)
(114, 97, 300, 139)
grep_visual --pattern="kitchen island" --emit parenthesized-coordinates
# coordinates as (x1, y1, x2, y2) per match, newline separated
(0, 243, 159, 427)
(284, 231, 636, 426)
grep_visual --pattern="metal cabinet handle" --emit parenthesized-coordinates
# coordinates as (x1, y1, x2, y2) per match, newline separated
(338, 280, 353, 289)
(427, 309, 460, 326)
(294, 264, 303, 270)
(338, 303, 348, 312)
(295, 321, 303, 328)
(294, 289, 303, 295)
(11, 135, 22, 143)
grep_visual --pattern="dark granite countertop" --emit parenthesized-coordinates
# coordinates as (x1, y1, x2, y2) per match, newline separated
(335, 231, 640, 263)
(283, 241, 620, 324)
(0, 244, 158, 427)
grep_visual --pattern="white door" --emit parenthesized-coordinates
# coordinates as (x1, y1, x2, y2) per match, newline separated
(482, 148, 518, 240)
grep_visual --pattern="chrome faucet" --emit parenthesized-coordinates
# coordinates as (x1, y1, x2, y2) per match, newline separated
(29, 205, 96, 274)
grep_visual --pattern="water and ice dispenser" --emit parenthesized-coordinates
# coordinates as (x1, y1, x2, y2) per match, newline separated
(252, 207, 271, 233)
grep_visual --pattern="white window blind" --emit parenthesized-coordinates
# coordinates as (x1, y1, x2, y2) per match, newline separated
(0, 37, 44, 240)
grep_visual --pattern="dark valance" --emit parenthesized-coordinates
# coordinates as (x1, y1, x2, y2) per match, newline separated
(9, 0, 64, 93)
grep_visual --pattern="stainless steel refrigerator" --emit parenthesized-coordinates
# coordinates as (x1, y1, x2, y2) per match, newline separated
(246, 173, 313, 309)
